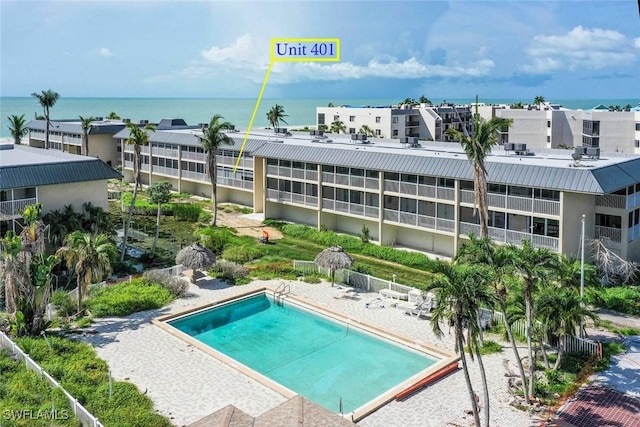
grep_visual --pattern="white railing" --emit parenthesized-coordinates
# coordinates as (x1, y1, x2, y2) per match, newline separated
(0, 332, 105, 427)
(460, 190, 475, 204)
(182, 170, 208, 182)
(293, 261, 414, 295)
(150, 264, 186, 278)
(417, 184, 436, 199)
(153, 166, 179, 177)
(181, 151, 205, 161)
(0, 198, 38, 217)
(436, 187, 455, 201)
(365, 178, 379, 190)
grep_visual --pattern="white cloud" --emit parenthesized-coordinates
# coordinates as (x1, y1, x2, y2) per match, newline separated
(98, 47, 114, 58)
(634, 38, 640, 49)
(152, 34, 496, 86)
(523, 26, 637, 73)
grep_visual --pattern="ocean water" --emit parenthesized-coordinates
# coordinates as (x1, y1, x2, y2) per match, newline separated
(1, 96, 638, 139)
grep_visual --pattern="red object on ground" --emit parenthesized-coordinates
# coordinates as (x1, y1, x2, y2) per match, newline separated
(262, 230, 269, 239)
(395, 361, 460, 401)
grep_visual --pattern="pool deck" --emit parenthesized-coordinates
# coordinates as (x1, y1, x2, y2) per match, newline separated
(78, 277, 534, 426)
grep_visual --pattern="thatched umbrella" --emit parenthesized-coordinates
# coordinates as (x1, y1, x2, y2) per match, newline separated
(314, 246, 354, 287)
(175, 243, 216, 283)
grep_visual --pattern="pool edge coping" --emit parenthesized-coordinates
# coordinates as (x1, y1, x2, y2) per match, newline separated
(152, 286, 460, 422)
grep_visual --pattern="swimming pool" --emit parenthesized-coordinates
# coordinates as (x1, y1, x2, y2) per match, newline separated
(157, 289, 453, 419)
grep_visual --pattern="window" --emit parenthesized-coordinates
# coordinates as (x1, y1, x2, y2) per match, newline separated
(267, 158, 278, 166)
(460, 180, 474, 191)
(366, 170, 378, 179)
(418, 200, 435, 217)
(279, 180, 291, 192)
(509, 186, 532, 198)
(349, 116, 355, 122)
(384, 195, 399, 210)
(317, 113, 325, 125)
(438, 178, 454, 188)
(333, 115, 340, 121)
(419, 176, 437, 186)
(366, 193, 379, 207)
(533, 217, 559, 237)
(392, 130, 398, 136)
(384, 172, 399, 181)
(336, 188, 349, 202)
(392, 117, 398, 124)
(375, 129, 381, 136)
(401, 174, 417, 183)
(547, 136, 551, 143)
(349, 128, 356, 134)
(635, 123, 640, 131)
(488, 211, 505, 229)
(582, 136, 599, 147)
(437, 203, 454, 220)
(400, 198, 417, 213)
(292, 181, 303, 194)
(459, 206, 478, 224)
(534, 188, 560, 201)
(351, 168, 364, 177)
(375, 116, 381, 123)
(350, 190, 363, 205)
(547, 120, 551, 128)
(596, 214, 621, 229)
(322, 165, 334, 173)
(280, 160, 291, 168)
(322, 186, 334, 199)
(267, 178, 278, 189)
(306, 162, 316, 170)
(292, 161, 304, 170)
(583, 120, 600, 135)
(336, 166, 349, 175)
(488, 183, 506, 194)
(507, 214, 531, 232)
(306, 183, 318, 197)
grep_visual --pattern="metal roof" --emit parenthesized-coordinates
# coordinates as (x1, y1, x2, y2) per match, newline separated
(27, 120, 125, 135)
(251, 143, 640, 194)
(113, 129, 269, 153)
(0, 145, 121, 190)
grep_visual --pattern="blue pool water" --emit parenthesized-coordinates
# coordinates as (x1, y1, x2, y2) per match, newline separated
(168, 293, 437, 413)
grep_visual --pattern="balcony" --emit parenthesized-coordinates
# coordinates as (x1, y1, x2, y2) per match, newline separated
(0, 198, 38, 220)
(182, 170, 207, 182)
(596, 194, 626, 209)
(595, 226, 622, 243)
(406, 120, 420, 127)
(322, 199, 378, 218)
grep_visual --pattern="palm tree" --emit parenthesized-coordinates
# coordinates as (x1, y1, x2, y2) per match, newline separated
(266, 104, 288, 129)
(446, 96, 512, 237)
(196, 115, 234, 226)
(427, 261, 494, 427)
(510, 101, 525, 109)
(43, 209, 68, 250)
(399, 98, 417, 107)
(507, 240, 558, 399)
(121, 122, 155, 262)
(7, 114, 29, 145)
(31, 89, 60, 149)
(536, 286, 598, 370)
(79, 116, 94, 156)
(147, 181, 173, 259)
(0, 231, 25, 314)
(359, 124, 375, 137)
(330, 120, 346, 134)
(418, 95, 433, 105)
(455, 236, 530, 405)
(107, 111, 120, 120)
(56, 231, 115, 314)
(533, 96, 545, 106)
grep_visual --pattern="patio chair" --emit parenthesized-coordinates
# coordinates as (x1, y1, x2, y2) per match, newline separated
(405, 297, 433, 318)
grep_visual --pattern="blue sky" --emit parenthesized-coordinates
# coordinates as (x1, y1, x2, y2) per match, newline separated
(1, 0, 639, 99)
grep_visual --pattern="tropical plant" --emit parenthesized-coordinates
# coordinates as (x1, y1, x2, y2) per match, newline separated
(20, 253, 60, 335)
(427, 262, 494, 427)
(510, 101, 525, 109)
(327, 102, 335, 107)
(31, 89, 60, 149)
(455, 236, 530, 405)
(318, 124, 328, 132)
(266, 104, 288, 128)
(358, 124, 375, 137)
(121, 122, 155, 262)
(1, 231, 25, 314)
(7, 114, 29, 145)
(196, 115, 234, 226)
(535, 286, 598, 370)
(533, 96, 545, 106)
(56, 231, 116, 314)
(399, 98, 418, 106)
(79, 115, 94, 156)
(418, 95, 432, 105)
(147, 181, 173, 259)
(107, 111, 121, 120)
(330, 120, 346, 134)
(446, 96, 512, 237)
(507, 240, 558, 399)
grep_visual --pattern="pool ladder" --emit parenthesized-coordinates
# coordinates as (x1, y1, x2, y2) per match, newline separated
(273, 282, 290, 306)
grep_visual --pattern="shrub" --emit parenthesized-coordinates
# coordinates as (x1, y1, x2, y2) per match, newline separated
(172, 203, 202, 222)
(198, 210, 212, 225)
(85, 279, 173, 317)
(222, 245, 263, 264)
(360, 224, 370, 243)
(351, 263, 373, 276)
(248, 261, 298, 280)
(209, 261, 249, 285)
(585, 286, 640, 315)
(302, 274, 323, 284)
(263, 218, 287, 229)
(50, 289, 77, 318)
(197, 226, 237, 253)
(143, 269, 189, 297)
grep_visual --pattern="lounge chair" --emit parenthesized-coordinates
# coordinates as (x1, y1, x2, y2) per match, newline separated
(334, 285, 358, 300)
(404, 297, 433, 318)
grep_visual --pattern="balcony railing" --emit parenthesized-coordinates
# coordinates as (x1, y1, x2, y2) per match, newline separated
(322, 199, 378, 218)
(595, 194, 626, 209)
(181, 151, 205, 161)
(218, 178, 253, 191)
(595, 226, 622, 243)
(459, 222, 559, 251)
(0, 198, 38, 219)
(181, 170, 207, 182)
(153, 166, 179, 177)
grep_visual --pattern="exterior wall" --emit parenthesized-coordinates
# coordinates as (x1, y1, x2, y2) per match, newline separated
(89, 135, 121, 166)
(217, 186, 253, 207)
(37, 180, 109, 213)
(395, 227, 455, 258)
(496, 109, 549, 149)
(559, 191, 595, 260)
(316, 107, 393, 138)
(589, 111, 637, 154)
(266, 202, 316, 227)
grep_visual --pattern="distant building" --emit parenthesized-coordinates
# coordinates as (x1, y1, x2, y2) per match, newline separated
(315, 104, 473, 142)
(0, 143, 120, 234)
(115, 125, 640, 262)
(493, 103, 640, 155)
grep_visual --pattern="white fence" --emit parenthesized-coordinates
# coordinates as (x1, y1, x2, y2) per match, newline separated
(479, 308, 601, 358)
(293, 260, 416, 296)
(0, 331, 105, 427)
